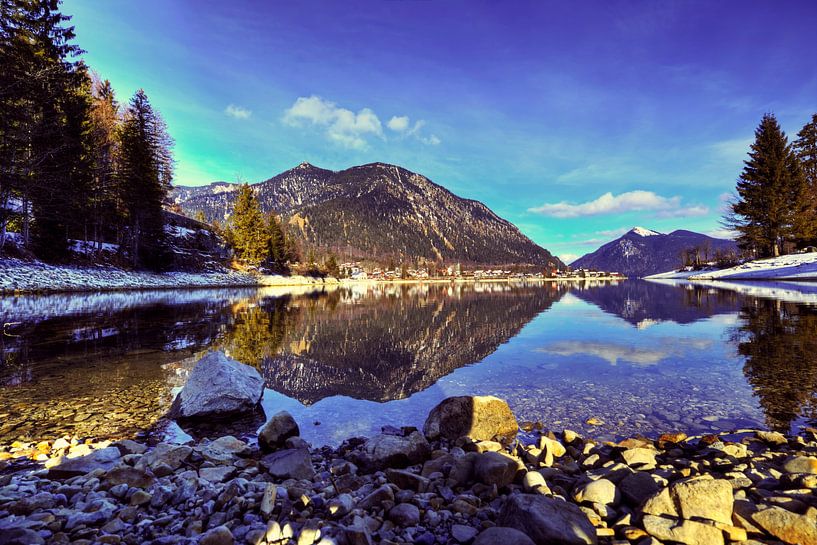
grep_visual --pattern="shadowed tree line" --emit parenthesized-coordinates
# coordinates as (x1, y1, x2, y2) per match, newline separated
(0, 0, 173, 269)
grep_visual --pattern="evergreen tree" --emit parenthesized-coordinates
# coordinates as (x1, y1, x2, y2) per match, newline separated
(724, 114, 808, 257)
(119, 89, 172, 269)
(0, 0, 88, 259)
(324, 254, 339, 277)
(794, 114, 817, 246)
(229, 184, 269, 266)
(267, 212, 287, 268)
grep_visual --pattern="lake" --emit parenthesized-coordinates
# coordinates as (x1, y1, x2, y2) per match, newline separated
(1, 279, 816, 448)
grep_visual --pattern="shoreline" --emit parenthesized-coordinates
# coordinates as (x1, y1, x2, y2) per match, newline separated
(0, 258, 625, 296)
(1, 396, 814, 545)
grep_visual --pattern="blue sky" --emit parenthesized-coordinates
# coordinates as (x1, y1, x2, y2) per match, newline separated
(65, 0, 817, 262)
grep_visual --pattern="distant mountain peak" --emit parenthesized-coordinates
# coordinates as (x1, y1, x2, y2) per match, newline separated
(628, 226, 661, 237)
(296, 161, 318, 170)
(572, 228, 736, 277)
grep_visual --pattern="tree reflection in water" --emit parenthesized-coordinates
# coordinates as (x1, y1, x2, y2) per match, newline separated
(733, 299, 817, 431)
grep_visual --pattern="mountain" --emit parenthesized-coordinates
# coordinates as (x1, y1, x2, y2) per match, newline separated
(570, 227, 737, 277)
(171, 162, 562, 267)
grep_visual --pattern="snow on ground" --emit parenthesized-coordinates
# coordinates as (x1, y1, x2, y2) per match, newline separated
(69, 239, 120, 254)
(0, 257, 340, 297)
(688, 252, 817, 280)
(645, 266, 719, 279)
(0, 258, 259, 294)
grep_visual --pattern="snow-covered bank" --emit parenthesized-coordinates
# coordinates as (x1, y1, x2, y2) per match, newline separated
(688, 252, 817, 280)
(645, 267, 719, 280)
(0, 258, 338, 294)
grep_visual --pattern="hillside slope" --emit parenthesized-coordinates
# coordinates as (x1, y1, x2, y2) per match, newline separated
(172, 162, 562, 267)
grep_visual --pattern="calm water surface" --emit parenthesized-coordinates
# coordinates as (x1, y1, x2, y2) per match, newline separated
(2, 280, 816, 447)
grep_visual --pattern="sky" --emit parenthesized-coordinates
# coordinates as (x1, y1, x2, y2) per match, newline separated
(65, 0, 817, 263)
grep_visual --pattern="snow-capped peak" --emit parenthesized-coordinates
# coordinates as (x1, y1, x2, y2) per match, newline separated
(629, 226, 661, 237)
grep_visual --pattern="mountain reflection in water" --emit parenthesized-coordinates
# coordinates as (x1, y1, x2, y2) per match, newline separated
(1, 280, 816, 446)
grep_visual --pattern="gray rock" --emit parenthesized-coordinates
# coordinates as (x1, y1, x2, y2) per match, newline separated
(423, 396, 518, 443)
(755, 430, 787, 446)
(497, 493, 597, 545)
(196, 436, 250, 464)
(260, 448, 315, 480)
(642, 514, 724, 545)
(48, 446, 122, 478)
(200, 466, 236, 483)
(200, 525, 234, 545)
(328, 493, 354, 517)
(103, 466, 155, 489)
(0, 528, 45, 545)
(452, 524, 478, 543)
(386, 468, 430, 491)
(522, 471, 550, 494)
(642, 476, 732, 525)
(474, 527, 535, 545)
(169, 351, 264, 419)
(573, 478, 618, 506)
(474, 451, 520, 488)
(358, 484, 394, 510)
(782, 456, 817, 475)
(389, 503, 420, 526)
(752, 505, 817, 545)
(364, 431, 431, 470)
(137, 443, 192, 472)
(258, 411, 300, 452)
(619, 471, 660, 506)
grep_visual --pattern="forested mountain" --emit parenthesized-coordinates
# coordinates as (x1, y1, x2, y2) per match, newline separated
(571, 227, 737, 277)
(172, 162, 562, 267)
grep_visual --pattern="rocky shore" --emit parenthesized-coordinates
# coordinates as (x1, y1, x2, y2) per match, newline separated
(1, 353, 816, 545)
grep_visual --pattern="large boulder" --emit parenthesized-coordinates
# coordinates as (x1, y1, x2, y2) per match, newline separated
(423, 396, 518, 443)
(258, 411, 300, 452)
(169, 351, 264, 419)
(497, 494, 597, 545)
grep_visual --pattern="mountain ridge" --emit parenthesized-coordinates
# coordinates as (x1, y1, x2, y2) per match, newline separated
(171, 162, 563, 268)
(571, 227, 737, 277)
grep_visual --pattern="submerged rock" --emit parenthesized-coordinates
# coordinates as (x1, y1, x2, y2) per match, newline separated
(423, 395, 518, 444)
(168, 351, 264, 420)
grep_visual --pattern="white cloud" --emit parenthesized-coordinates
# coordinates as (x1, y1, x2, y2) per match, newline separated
(387, 115, 410, 132)
(225, 104, 252, 119)
(283, 96, 440, 149)
(596, 227, 630, 238)
(528, 190, 709, 219)
(283, 95, 383, 150)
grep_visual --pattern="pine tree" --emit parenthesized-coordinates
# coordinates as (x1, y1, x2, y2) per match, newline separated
(119, 89, 172, 269)
(724, 114, 807, 257)
(793, 114, 817, 246)
(266, 212, 287, 269)
(324, 254, 339, 277)
(0, 0, 89, 259)
(229, 184, 269, 266)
